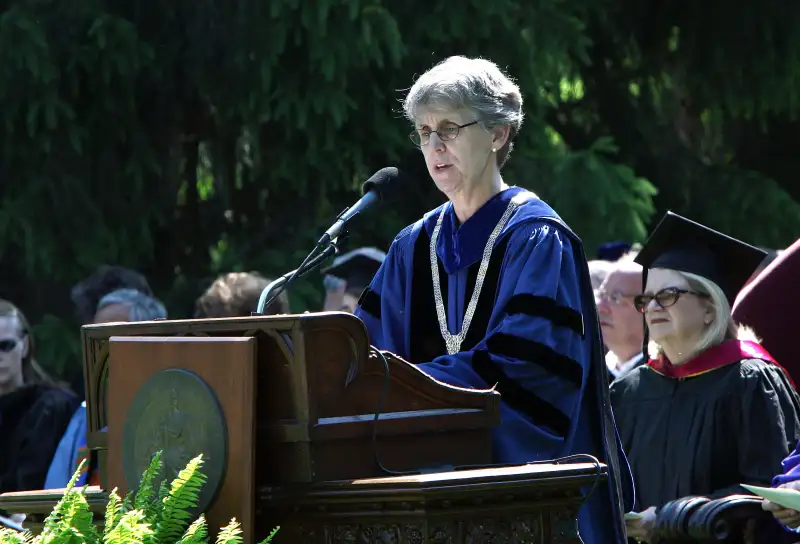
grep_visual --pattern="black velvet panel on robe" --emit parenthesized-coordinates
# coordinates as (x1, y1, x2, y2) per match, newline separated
(610, 359, 800, 509)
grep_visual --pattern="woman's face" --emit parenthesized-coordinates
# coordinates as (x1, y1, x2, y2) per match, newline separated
(413, 108, 507, 197)
(0, 316, 26, 390)
(642, 268, 712, 346)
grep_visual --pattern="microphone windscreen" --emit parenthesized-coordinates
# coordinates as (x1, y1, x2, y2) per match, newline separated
(362, 167, 406, 201)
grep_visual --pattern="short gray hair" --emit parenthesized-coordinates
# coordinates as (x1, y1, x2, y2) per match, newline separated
(588, 260, 614, 291)
(403, 56, 524, 168)
(97, 288, 167, 322)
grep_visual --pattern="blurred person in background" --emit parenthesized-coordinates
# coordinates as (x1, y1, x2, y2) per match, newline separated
(0, 299, 77, 494)
(68, 265, 154, 398)
(596, 255, 645, 380)
(322, 247, 386, 313)
(45, 289, 167, 489)
(588, 260, 614, 292)
(71, 265, 153, 325)
(194, 271, 289, 318)
(596, 241, 633, 262)
(92, 288, 167, 323)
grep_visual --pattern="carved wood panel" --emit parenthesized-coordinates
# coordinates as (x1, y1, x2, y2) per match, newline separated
(291, 512, 576, 543)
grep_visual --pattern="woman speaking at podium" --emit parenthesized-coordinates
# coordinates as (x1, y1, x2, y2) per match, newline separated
(354, 56, 633, 544)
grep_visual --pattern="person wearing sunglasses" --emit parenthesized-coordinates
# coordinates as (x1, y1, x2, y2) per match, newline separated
(353, 55, 633, 544)
(610, 212, 800, 542)
(0, 299, 77, 497)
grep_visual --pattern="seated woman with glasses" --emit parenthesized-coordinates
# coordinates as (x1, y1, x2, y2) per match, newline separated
(611, 212, 800, 542)
(354, 55, 633, 543)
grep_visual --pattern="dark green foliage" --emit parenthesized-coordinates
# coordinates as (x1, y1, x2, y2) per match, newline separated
(0, 1, 797, 380)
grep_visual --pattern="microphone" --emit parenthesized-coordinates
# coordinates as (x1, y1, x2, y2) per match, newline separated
(317, 167, 402, 246)
(256, 167, 404, 314)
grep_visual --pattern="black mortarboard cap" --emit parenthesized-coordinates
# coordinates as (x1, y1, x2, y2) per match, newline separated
(323, 247, 386, 291)
(634, 211, 767, 305)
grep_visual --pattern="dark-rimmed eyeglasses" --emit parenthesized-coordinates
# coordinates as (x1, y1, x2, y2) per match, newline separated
(0, 339, 18, 353)
(409, 120, 479, 147)
(633, 287, 710, 314)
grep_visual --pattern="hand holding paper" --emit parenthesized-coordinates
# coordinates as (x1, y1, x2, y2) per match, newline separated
(742, 483, 800, 529)
(742, 483, 800, 511)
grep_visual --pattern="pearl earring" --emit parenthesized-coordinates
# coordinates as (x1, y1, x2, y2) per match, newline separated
(491, 147, 497, 153)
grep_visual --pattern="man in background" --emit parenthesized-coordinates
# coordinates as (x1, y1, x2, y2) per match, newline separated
(589, 260, 614, 292)
(322, 247, 385, 313)
(596, 255, 645, 380)
(45, 288, 167, 489)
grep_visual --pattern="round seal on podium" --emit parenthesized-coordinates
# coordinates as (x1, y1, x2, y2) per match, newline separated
(123, 369, 227, 513)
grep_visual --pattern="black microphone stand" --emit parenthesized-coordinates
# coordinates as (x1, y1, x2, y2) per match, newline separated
(253, 233, 347, 315)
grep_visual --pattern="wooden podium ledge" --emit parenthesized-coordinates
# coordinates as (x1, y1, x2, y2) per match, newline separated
(259, 462, 607, 544)
(0, 486, 107, 515)
(0, 464, 606, 543)
(0, 486, 107, 534)
(264, 462, 605, 502)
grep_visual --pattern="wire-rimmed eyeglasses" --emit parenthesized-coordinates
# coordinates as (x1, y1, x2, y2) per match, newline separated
(409, 120, 479, 147)
(594, 289, 637, 307)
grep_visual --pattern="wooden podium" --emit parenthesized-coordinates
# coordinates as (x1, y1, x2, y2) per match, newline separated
(0, 312, 617, 542)
(84, 313, 503, 541)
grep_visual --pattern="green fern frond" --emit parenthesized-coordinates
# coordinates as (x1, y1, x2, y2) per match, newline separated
(46, 525, 94, 544)
(0, 528, 33, 543)
(104, 488, 123, 537)
(135, 452, 164, 512)
(64, 460, 86, 492)
(0, 453, 275, 544)
(176, 515, 208, 544)
(38, 489, 77, 537)
(59, 488, 98, 542)
(38, 458, 88, 534)
(156, 480, 169, 502)
(215, 518, 242, 544)
(103, 509, 152, 544)
(258, 527, 281, 544)
(140, 478, 170, 531)
(153, 454, 207, 544)
(122, 490, 134, 512)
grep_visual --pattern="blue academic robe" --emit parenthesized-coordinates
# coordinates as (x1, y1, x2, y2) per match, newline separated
(775, 440, 800, 487)
(774, 441, 800, 534)
(355, 187, 634, 544)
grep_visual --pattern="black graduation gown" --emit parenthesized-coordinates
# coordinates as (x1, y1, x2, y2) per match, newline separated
(610, 358, 800, 509)
(0, 384, 78, 493)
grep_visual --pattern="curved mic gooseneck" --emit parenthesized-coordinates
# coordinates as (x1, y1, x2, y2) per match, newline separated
(254, 167, 405, 315)
(255, 239, 341, 314)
